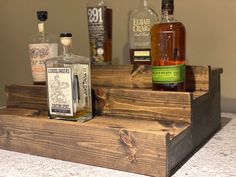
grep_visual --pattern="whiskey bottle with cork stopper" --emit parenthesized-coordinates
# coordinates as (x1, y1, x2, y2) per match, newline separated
(151, 0, 186, 91)
(29, 11, 58, 85)
(45, 33, 92, 122)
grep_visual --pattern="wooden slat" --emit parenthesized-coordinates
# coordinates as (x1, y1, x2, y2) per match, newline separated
(6, 85, 47, 110)
(94, 87, 192, 123)
(91, 65, 210, 91)
(0, 108, 169, 177)
(6, 85, 192, 123)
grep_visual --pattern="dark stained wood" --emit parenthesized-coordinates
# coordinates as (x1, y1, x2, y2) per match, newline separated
(6, 84, 47, 110)
(0, 108, 169, 177)
(168, 67, 223, 174)
(94, 87, 192, 123)
(91, 65, 210, 92)
(1, 65, 223, 177)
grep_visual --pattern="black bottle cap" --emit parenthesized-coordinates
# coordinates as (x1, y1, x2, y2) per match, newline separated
(60, 33, 73, 38)
(162, 0, 174, 10)
(37, 11, 48, 21)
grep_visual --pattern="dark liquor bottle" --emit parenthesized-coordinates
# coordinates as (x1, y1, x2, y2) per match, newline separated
(129, 0, 159, 65)
(87, 0, 112, 64)
(151, 0, 186, 91)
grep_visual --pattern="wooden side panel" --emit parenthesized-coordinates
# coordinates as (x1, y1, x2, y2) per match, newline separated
(190, 68, 222, 147)
(0, 108, 168, 177)
(94, 88, 192, 123)
(168, 68, 223, 174)
(91, 65, 210, 91)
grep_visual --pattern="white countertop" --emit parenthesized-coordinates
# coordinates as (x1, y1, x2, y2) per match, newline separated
(0, 113, 235, 177)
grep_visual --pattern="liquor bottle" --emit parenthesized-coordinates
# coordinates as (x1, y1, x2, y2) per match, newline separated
(45, 33, 92, 122)
(129, 0, 159, 65)
(87, 0, 112, 64)
(151, 0, 186, 91)
(29, 11, 58, 85)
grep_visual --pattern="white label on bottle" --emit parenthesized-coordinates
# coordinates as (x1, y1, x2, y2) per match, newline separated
(29, 43, 58, 82)
(47, 67, 73, 117)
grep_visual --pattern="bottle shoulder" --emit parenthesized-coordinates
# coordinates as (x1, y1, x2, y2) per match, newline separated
(129, 7, 159, 21)
(151, 21, 186, 32)
(46, 55, 91, 65)
(29, 32, 58, 44)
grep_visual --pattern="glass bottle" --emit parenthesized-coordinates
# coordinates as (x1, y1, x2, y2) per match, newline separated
(45, 33, 92, 122)
(29, 11, 58, 85)
(151, 0, 186, 91)
(129, 0, 159, 65)
(87, 0, 112, 64)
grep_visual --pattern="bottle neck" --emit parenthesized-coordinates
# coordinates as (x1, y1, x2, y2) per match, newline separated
(98, 0, 105, 6)
(62, 44, 73, 57)
(60, 36, 73, 56)
(161, 9, 175, 22)
(38, 21, 45, 33)
(143, 0, 148, 7)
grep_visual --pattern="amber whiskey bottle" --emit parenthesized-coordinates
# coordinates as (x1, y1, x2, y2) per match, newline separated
(151, 0, 186, 91)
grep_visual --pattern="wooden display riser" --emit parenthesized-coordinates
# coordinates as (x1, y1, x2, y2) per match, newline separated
(0, 65, 222, 177)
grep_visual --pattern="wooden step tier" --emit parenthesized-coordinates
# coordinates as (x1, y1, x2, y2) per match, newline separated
(0, 65, 222, 177)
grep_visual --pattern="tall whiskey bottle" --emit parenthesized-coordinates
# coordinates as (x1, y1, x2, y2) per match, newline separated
(29, 11, 58, 85)
(87, 0, 112, 64)
(129, 0, 159, 65)
(151, 0, 186, 91)
(45, 33, 92, 122)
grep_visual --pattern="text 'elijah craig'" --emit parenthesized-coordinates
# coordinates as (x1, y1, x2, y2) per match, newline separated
(129, 0, 159, 65)
(151, 0, 186, 91)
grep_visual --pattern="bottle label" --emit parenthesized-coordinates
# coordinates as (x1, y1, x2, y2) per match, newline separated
(73, 64, 90, 112)
(29, 43, 58, 82)
(152, 64, 185, 84)
(87, 6, 109, 63)
(132, 18, 151, 37)
(131, 49, 151, 62)
(47, 67, 74, 117)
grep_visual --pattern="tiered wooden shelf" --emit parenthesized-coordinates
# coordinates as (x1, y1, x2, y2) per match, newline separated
(0, 65, 222, 177)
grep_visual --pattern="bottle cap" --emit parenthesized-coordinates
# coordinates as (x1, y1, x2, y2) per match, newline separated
(162, 0, 174, 10)
(60, 33, 72, 46)
(37, 11, 48, 21)
(60, 33, 73, 38)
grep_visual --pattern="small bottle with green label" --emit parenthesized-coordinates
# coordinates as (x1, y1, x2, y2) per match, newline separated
(151, 0, 186, 91)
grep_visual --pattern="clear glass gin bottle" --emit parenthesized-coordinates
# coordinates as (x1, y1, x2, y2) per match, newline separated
(29, 11, 58, 85)
(45, 33, 92, 122)
(129, 0, 159, 65)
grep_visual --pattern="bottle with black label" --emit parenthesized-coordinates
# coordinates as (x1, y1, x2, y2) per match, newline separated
(87, 0, 112, 64)
(29, 11, 58, 85)
(129, 0, 159, 65)
(45, 33, 92, 122)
